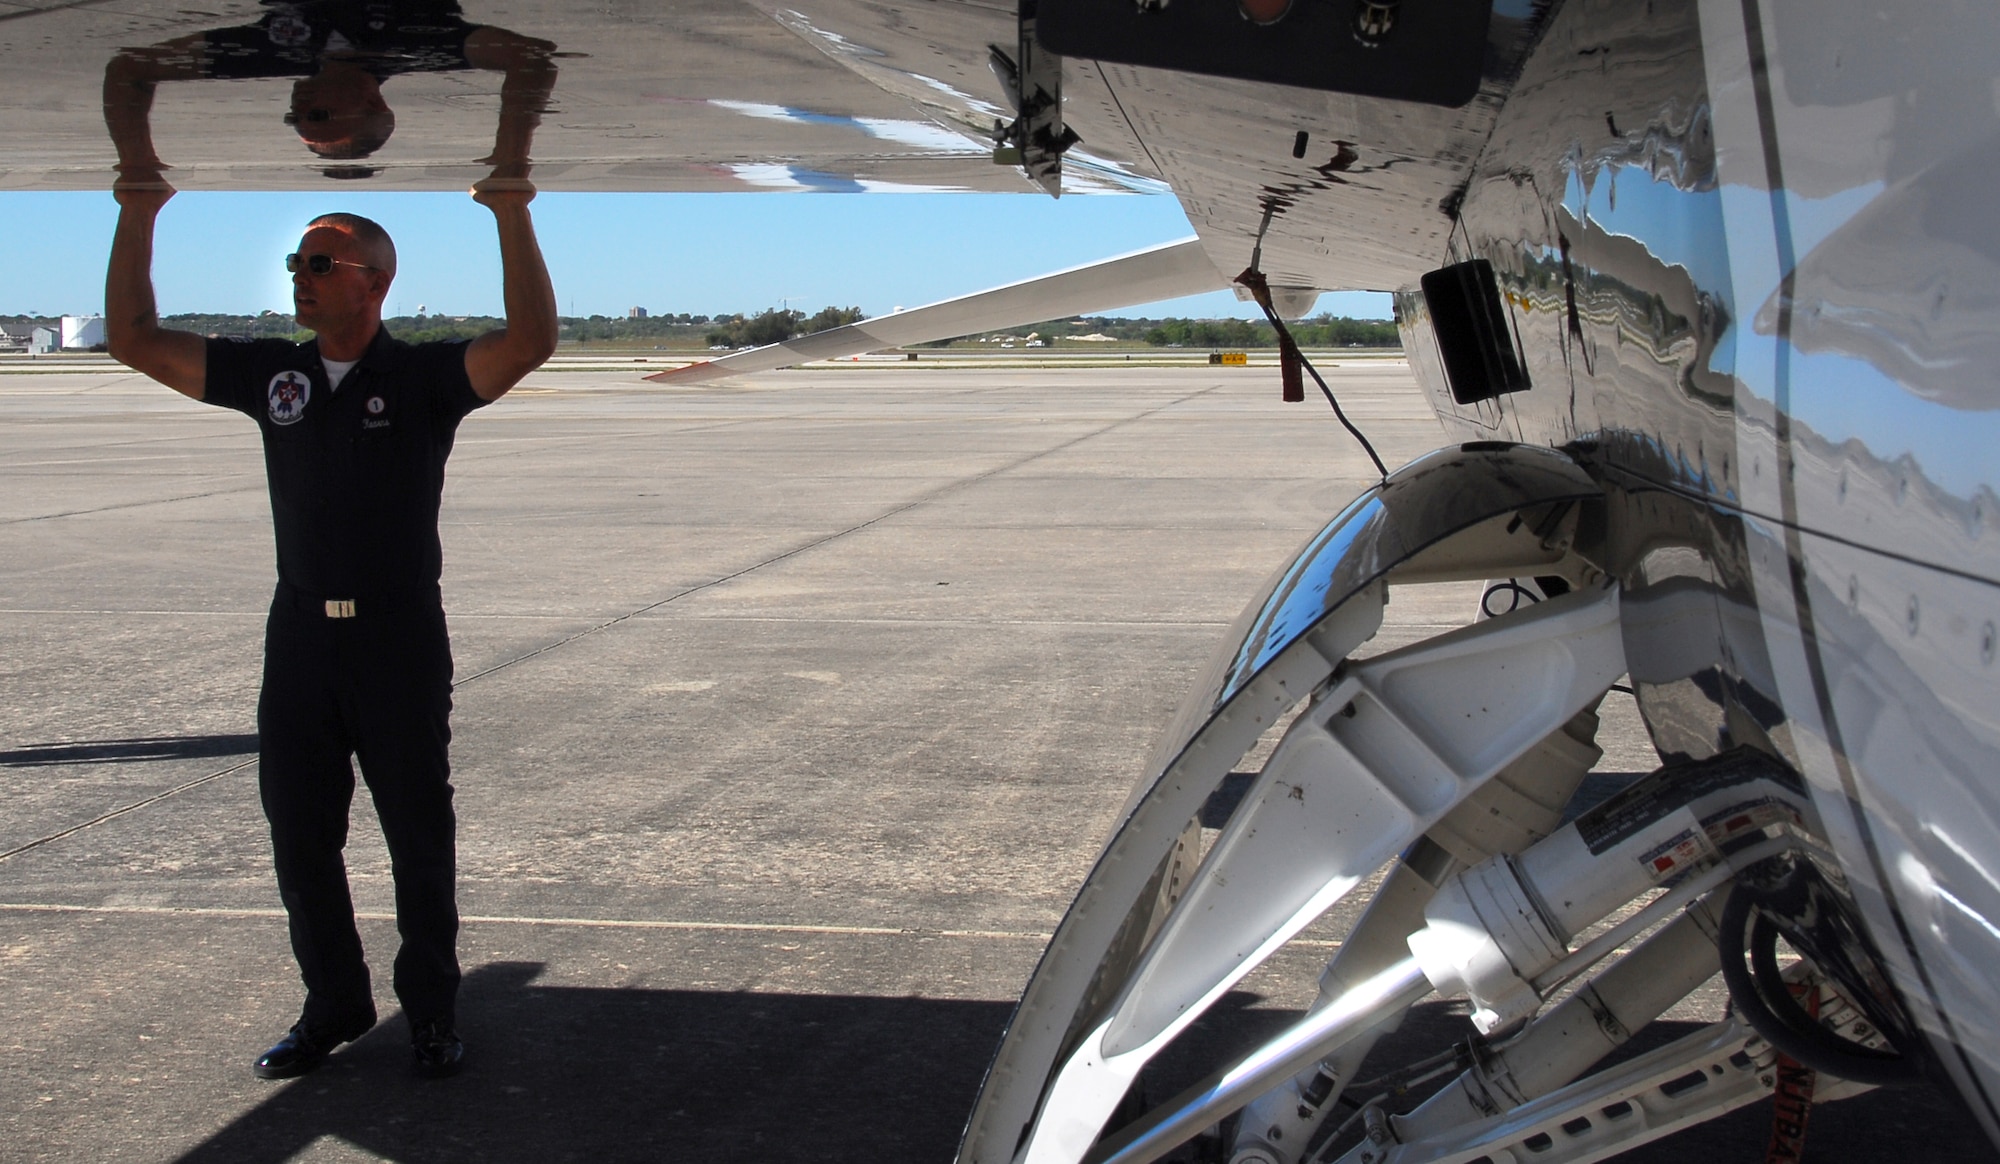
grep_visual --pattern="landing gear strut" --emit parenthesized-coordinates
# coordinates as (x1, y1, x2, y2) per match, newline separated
(957, 445, 1891, 1164)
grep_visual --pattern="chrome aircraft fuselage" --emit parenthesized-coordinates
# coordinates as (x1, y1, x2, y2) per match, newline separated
(6, 1, 1995, 1160)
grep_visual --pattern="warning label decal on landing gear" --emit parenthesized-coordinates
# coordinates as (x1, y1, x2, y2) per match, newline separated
(1575, 746, 1806, 855)
(1636, 807, 1720, 881)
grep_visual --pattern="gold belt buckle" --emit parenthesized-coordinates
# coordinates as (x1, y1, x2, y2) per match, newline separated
(324, 599, 357, 619)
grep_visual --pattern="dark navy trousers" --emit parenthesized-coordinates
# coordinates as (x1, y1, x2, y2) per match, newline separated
(258, 582, 460, 1028)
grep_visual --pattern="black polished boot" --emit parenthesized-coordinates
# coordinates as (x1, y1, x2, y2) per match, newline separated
(252, 1008, 377, 1079)
(410, 1016, 464, 1079)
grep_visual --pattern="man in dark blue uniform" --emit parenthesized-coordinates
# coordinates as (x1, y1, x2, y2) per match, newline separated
(103, 176, 557, 1078)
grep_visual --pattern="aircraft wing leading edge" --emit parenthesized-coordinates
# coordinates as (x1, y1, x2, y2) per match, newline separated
(645, 237, 1226, 383)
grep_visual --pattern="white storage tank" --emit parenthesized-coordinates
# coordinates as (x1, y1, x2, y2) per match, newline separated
(61, 315, 106, 350)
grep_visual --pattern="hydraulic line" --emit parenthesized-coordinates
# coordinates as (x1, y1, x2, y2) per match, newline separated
(1717, 887, 1922, 1088)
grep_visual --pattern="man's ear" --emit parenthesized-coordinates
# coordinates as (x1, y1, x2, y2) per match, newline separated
(369, 270, 394, 305)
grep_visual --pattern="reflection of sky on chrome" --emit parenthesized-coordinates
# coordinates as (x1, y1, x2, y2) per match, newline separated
(709, 100, 1170, 195)
(1554, 158, 1997, 497)
(1573, 168, 1880, 375)
(726, 163, 963, 194)
(1767, 180, 2000, 499)
(1788, 347, 1997, 499)
(711, 100, 980, 153)
(1706, 177, 1994, 498)
(1064, 154, 1173, 195)
(1223, 493, 1385, 704)
(1715, 179, 1883, 335)
(768, 9, 1009, 128)
(1570, 165, 1734, 305)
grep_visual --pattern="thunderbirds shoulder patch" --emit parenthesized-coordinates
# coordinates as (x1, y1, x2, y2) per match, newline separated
(267, 370, 311, 425)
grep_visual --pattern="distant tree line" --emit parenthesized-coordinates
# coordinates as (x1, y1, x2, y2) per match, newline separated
(564, 312, 714, 343)
(7, 309, 1399, 350)
(703, 306, 864, 348)
(1139, 318, 1264, 348)
(166, 312, 313, 340)
(1104, 314, 1400, 348)
(1283, 315, 1402, 347)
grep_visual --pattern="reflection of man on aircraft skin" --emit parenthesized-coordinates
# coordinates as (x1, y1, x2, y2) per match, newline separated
(102, 0, 555, 174)
(100, 74, 558, 1076)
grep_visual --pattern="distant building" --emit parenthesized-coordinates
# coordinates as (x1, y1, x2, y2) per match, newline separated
(61, 315, 106, 350)
(629, 306, 647, 319)
(0, 322, 64, 354)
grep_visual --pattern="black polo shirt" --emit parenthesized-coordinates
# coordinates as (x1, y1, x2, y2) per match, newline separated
(203, 327, 487, 597)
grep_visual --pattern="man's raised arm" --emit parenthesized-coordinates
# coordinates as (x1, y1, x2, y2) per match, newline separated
(463, 183, 559, 402)
(463, 32, 559, 403)
(103, 44, 207, 399)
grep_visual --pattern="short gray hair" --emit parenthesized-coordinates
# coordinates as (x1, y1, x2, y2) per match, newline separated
(305, 212, 397, 279)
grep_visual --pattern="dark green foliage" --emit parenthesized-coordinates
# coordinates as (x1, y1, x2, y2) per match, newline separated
(704, 310, 786, 348)
(1142, 318, 1263, 348)
(1285, 315, 1403, 347)
(703, 304, 862, 349)
(806, 305, 864, 333)
(163, 313, 312, 340)
(1120, 314, 1398, 348)
(387, 316, 498, 344)
(565, 312, 715, 343)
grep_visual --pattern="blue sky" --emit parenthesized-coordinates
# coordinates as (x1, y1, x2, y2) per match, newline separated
(0, 190, 1391, 323)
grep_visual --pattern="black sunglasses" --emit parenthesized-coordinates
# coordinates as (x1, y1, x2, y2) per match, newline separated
(286, 253, 375, 276)
(283, 108, 333, 126)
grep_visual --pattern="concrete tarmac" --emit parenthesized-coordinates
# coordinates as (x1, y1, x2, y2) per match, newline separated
(1, 359, 1988, 1162)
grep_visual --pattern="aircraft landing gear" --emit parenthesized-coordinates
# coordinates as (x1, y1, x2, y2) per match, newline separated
(956, 445, 1891, 1164)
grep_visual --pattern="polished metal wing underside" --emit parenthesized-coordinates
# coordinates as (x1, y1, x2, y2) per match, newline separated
(0, 0, 1522, 295)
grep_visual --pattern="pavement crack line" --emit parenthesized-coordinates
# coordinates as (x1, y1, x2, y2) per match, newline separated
(0, 386, 1222, 860)
(0, 0, 121, 25)
(0, 757, 256, 864)
(0, 484, 262, 525)
(450, 383, 1228, 690)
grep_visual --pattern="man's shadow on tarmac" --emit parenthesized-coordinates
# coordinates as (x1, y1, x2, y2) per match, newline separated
(165, 978, 1699, 1164)
(173, 958, 1998, 1162)
(176, 961, 1017, 1162)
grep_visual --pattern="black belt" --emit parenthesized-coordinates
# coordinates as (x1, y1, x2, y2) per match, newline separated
(275, 581, 438, 620)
